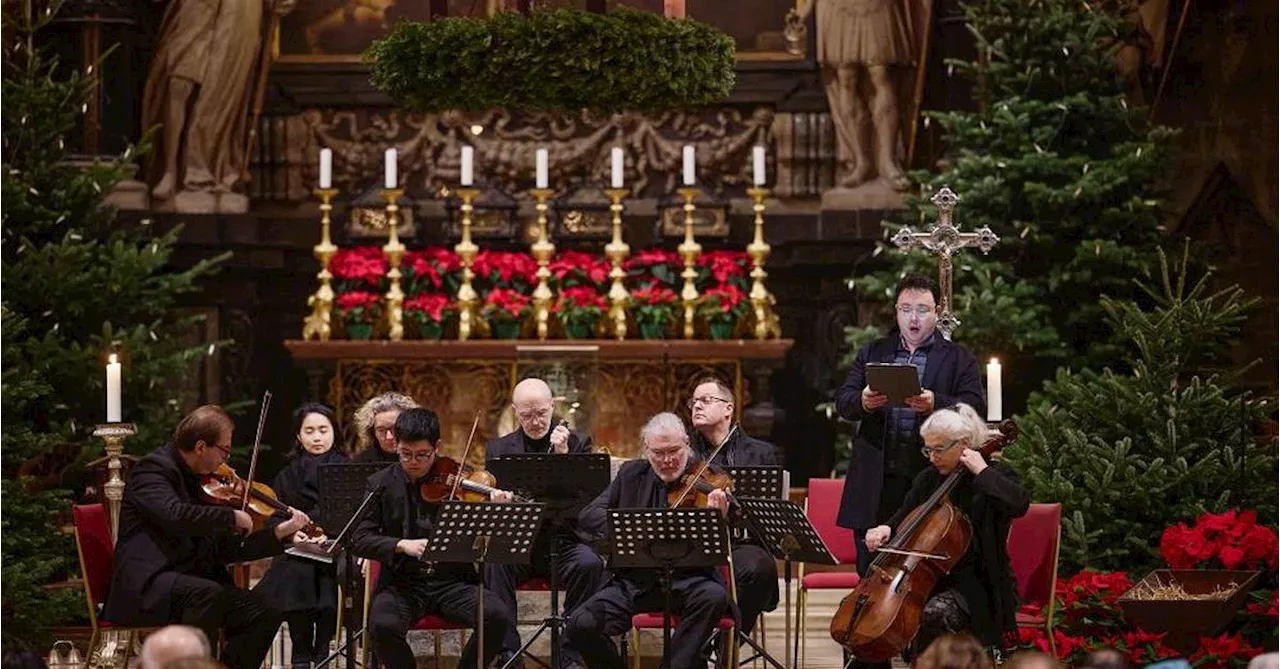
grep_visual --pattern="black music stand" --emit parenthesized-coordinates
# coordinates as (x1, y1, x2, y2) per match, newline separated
(726, 466, 786, 500)
(488, 454, 611, 669)
(422, 501, 547, 669)
(735, 497, 838, 669)
(607, 507, 730, 669)
(312, 479, 386, 669)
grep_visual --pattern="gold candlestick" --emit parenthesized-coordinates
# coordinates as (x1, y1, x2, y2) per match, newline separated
(529, 188, 556, 341)
(746, 187, 781, 340)
(604, 188, 632, 340)
(92, 422, 136, 543)
(382, 189, 406, 341)
(455, 188, 485, 340)
(676, 187, 703, 339)
(302, 188, 339, 341)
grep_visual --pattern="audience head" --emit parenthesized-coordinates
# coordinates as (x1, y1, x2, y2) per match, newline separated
(641, 412, 691, 483)
(292, 402, 338, 456)
(511, 378, 556, 439)
(139, 625, 212, 669)
(912, 633, 993, 669)
(1004, 650, 1062, 669)
(919, 402, 988, 475)
(894, 273, 940, 348)
(354, 391, 418, 454)
(1, 646, 46, 669)
(172, 405, 234, 475)
(1082, 649, 1128, 669)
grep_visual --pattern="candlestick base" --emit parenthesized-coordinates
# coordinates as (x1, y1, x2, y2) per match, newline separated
(93, 422, 137, 543)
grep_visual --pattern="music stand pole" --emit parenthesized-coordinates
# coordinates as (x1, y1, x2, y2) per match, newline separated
(474, 535, 490, 669)
(312, 484, 385, 669)
(779, 534, 799, 669)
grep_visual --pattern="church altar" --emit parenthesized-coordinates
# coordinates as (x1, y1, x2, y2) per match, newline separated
(284, 338, 792, 462)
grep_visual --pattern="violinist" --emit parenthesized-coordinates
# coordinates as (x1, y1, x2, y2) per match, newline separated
(568, 412, 732, 669)
(484, 378, 604, 669)
(688, 376, 780, 638)
(352, 391, 419, 464)
(104, 405, 313, 669)
(252, 403, 347, 669)
(351, 407, 514, 669)
(863, 403, 1028, 661)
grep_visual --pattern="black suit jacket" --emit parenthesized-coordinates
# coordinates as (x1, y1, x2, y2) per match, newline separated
(833, 331, 985, 529)
(104, 444, 284, 625)
(690, 426, 778, 468)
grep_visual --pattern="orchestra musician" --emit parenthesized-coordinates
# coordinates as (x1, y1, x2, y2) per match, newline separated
(484, 378, 605, 669)
(863, 403, 1028, 661)
(352, 407, 515, 669)
(352, 391, 419, 464)
(568, 412, 732, 669)
(103, 405, 313, 669)
(687, 376, 780, 639)
(251, 403, 347, 669)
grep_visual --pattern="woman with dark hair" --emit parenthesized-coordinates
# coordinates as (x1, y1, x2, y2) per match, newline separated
(253, 402, 347, 669)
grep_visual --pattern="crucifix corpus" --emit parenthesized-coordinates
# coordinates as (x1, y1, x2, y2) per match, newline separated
(891, 186, 998, 339)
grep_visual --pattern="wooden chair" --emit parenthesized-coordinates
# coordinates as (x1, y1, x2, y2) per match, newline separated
(1007, 503, 1063, 655)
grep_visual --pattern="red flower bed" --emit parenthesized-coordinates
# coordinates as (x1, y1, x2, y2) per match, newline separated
(330, 247, 388, 289)
(1161, 510, 1279, 571)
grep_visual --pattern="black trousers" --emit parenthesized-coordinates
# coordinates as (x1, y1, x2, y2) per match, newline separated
(284, 610, 337, 666)
(565, 573, 729, 669)
(170, 574, 282, 669)
(368, 576, 513, 669)
(485, 539, 606, 663)
(731, 544, 778, 637)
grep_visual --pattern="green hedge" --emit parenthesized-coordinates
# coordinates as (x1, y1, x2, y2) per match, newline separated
(366, 8, 736, 114)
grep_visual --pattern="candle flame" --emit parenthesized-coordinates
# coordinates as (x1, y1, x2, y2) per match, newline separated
(108, 353, 118, 364)
(989, 358, 999, 365)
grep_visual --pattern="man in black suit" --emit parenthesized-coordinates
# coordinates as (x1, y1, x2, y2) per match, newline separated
(687, 376, 780, 639)
(834, 273, 986, 577)
(104, 405, 313, 669)
(353, 407, 514, 669)
(484, 377, 605, 669)
(568, 412, 732, 669)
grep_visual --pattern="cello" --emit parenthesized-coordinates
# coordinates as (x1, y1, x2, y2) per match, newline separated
(829, 420, 1018, 661)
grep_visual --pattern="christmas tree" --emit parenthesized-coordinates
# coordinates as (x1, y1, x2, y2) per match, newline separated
(1002, 246, 1277, 573)
(1, 1, 225, 648)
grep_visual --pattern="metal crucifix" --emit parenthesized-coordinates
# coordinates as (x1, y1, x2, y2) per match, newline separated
(891, 186, 999, 339)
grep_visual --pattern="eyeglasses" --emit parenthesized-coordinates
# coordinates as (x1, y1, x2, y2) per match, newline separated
(397, 449, 435, 463)
(897, 304, 936, 317)
(687, 396, 731, 410)
(920, 438, 963, 459)
(210, 442, 232, 458)
(648, 447, 685, 463)
(516, 405, 552, 422)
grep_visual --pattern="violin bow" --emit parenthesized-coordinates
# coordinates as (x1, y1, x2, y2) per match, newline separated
(447, 412, 482, 503)
(240, 390, 273, 512)
(672, 425, 736, 508)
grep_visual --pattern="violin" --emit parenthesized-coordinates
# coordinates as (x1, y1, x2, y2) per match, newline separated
(829, 420, 1019, 662)
(668, 459, 736, 509)
(201, 463, 326, 538)
(419, 456, 532, 504)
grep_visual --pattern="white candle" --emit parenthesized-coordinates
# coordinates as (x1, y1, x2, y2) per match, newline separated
(611, 147, 624, 189)
(986, 358, 1003, 422)
(752, 146, 766, 186)
(682, 145, 696, 186)
(383, 148, 397, 189)
(106, 354, 121, 423)
(319, 148, 332, 189)
(461, 145, 474, 186)
(535, 148, 548, 189)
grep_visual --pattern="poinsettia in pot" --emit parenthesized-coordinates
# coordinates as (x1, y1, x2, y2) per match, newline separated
(553, 287, 607, 339)
(481, 288, 532, 339)
(403, 247, 462, 296)
(625, 249, 682, 291)
(631, 287, 679, 340)
(329, 246, 388, 293)
(697, 284, 749, 340)
(550, 250, 611, 289)
(473, 250, 539, 293)
(336, 290, 383, 340)
(404, 293, 456, 340)
(696, 249, 752, 291)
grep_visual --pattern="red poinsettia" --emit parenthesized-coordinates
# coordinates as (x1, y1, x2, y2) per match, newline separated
(630, 286, 679, 328)
(549, 250, 611, 288)
(336, 290, 382, 327)
(473, 250, 539, 290)
(330, 247, 387, 288)
(481, 288, 532, 322)
(1160, 509, 1279, 571)
(403, 247, 462, 294)
(552, 287, 608, 335)
(1053, 570, 1134, 638)
(1189, 632, 1261, 668)
(696, 284, 749, 326)
(697, 250, 751, 288)
(625, 249, 682, 290)
(404, 293, 455, 325)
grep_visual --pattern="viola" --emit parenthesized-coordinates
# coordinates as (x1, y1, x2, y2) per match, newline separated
(668, 459, 736, 509)
(829, 420, 1018, 661)
(419, 456, 533, 504)
(201, 462, 326, 538)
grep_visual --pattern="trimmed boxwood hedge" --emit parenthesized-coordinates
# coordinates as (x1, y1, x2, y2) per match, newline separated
(366, 8, 736, 114)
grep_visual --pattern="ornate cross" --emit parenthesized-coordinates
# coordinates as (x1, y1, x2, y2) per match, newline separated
(891, 186, 999, 339)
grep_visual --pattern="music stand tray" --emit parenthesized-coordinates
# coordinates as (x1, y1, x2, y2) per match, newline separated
(423, 501, 546, 669)
(487, 453, 611, 669)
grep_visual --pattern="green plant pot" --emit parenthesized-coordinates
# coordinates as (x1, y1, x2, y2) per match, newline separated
(418, 321, 444, 340)
(709, 321, 735, 340)
(346, 324, 374, 340)
(639, 322, 667, 340)
(491, 320, 522, 340)
(564, 321, 597, 340)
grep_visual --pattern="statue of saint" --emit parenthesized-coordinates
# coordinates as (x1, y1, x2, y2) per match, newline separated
(142, 0, 296, 213)
(789, 0, 915, 191)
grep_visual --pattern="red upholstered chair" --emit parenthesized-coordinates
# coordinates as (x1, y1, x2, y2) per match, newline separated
(361, 560, 470, 668)
(73, 504, 153, 666)
(629, 564, 737, 669)
(1007, 503, 1063, 655)
(798, 478, 861, 666)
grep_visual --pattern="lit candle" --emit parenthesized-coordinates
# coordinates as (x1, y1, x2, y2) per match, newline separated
(752, 146, 766, 186)
(383, 148, 397, 189)
(535, 148, 548, 189)
(106, 354, 121, 423)
(682, 145, 695, 186)
(611, 147, 624, 189)
(986, 358, 1002, 422)
(461, 145, 474, 186)
(319, 148, 332, 189)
